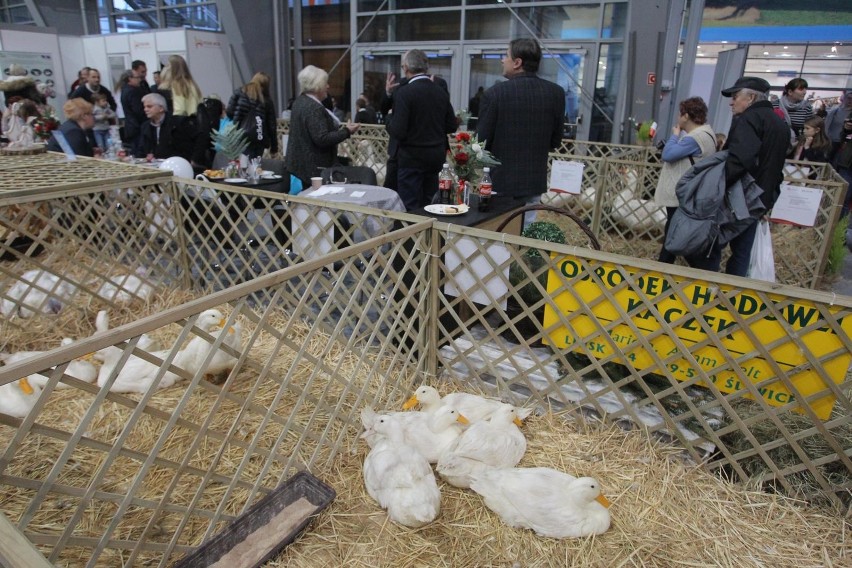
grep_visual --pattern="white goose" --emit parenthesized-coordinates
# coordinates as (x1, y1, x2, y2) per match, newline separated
(402, 385, 533, 423)
(436, 404, 527, 488)
(96, 309, 242, 393)
(360, 405, 469, 463)
(362, 413, 441, 528)
(470, 467, 611, 538)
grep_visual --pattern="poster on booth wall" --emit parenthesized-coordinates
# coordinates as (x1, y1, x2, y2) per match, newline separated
(0, 51, 57, 101)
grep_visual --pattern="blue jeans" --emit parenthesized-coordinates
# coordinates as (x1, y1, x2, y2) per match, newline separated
(93, 130, 110, 150)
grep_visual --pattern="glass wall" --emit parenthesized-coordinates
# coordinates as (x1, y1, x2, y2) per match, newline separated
(98, 0, 219, 34)
(0, 0, 34, 25)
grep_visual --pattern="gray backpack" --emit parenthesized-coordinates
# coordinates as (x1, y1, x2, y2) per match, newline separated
(664, 151, 765, 258)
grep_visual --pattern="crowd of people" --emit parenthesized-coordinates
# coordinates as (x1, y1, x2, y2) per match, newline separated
(1, 41, 850, 279)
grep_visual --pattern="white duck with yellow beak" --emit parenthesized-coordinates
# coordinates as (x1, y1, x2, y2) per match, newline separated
(436, 404, 526, 488)
(362, 413, 441, 528)
(470, 467, 612, 538)
(96, 309, 241, 393)
(0, 377, 39, 418)
(403, 385, 533, 423)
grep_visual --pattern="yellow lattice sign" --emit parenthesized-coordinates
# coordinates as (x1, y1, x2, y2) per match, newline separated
(543, 257, 852, 420)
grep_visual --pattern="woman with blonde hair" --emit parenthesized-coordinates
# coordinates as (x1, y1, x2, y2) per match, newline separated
(226, 71, 279, 159)
(46, 98, 96, 156)
(158, 55, 202, 116)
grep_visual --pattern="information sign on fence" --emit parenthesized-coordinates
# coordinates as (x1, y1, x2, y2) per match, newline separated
(543, 257, 851, 419)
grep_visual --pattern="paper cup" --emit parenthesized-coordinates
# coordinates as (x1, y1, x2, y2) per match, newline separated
(311, 177, 323, 189)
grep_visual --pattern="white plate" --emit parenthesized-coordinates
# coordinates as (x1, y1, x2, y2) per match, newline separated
(224, 178, 247, 184)
(262, 174, 282, 180)
(425, 203, 470, 216)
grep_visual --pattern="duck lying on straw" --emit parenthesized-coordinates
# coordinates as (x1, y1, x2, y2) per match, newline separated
(361, 385, 612, 538)
(362, 413, 442, 528)
(470, 467, 612, 538)
(95, 309, 241, 393)
(360, 405, 469, 463)
(402, 384, 533, 422)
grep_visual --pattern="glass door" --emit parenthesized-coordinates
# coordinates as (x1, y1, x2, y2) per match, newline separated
(352, 47, 458, 123)
(462, 45, 595, 141)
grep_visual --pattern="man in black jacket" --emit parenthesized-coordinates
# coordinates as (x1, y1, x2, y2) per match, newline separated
(695, 76, 790, 277)
(139, 92, 195, 161)
(121, 73, 146, 157)
(69, 68, 116, 111)
(385, 50, 457, 210)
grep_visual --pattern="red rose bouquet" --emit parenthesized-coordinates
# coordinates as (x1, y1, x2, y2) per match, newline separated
(32, 107, 59, 141)
(447, 131, 500, 185)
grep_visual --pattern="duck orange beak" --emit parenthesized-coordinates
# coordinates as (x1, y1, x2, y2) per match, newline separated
(595, 494, 611, 508)
(18, 377, 34, 395)
(402, 395, 419, 410)
(513, 417, 524, 427)
(457, 413, 470, 425)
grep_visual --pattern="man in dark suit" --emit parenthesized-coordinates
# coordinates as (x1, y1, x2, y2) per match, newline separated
(386, 49, 457, 210)
(139, 92, 195, 160)
(477, 39, 565, 202)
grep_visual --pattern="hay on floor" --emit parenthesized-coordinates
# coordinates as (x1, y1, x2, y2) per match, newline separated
(0, 289, 848, 567)
(272, 402, 850, 568)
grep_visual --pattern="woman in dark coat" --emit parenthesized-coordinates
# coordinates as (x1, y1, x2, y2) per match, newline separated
(285, 65, 358, 186)
(46, 98, 96, 157)
(226, 71, 278, 159)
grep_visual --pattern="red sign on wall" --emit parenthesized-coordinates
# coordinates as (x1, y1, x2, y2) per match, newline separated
(647, 72, 657, 85)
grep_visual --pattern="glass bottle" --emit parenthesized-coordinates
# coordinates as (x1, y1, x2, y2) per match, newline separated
(438, 163, 453, 205)
(478, 167, 493, 212)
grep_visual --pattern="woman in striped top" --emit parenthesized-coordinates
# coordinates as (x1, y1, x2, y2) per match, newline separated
(772, 78, 814, 138)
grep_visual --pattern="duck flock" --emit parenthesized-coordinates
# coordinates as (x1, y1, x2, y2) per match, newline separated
(360, 385, 612, 539)
(0, 308, 241, 418)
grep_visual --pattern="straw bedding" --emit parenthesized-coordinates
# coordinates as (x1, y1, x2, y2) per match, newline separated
(0, 273, 849, 567)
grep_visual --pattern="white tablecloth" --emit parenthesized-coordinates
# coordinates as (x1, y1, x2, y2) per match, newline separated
(293, 184, 405, 259)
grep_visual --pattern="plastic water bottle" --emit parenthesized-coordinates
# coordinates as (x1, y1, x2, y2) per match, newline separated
(478, 167, 493, 212)
(438, 163, 453, 204)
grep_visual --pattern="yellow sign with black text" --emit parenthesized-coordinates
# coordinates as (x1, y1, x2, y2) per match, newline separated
(543, 257, 852, 420)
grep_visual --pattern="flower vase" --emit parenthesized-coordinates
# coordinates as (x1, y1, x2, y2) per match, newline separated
(225, 160, 239, 179)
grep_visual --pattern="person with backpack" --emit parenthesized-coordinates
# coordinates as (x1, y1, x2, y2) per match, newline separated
(653, 96, 716, 264)
(226, 72, 279, 160)
(696, 76, 789, 276)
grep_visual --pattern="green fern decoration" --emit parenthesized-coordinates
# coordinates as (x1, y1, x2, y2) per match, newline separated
(211, 123, 249, 160)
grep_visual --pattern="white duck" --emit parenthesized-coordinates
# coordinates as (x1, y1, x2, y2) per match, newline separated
(1, 338, 97, 390)
(361, 405, 469, 463)
(361, 413, 441, 528)
(93, 310, 161, 363)
(96, 309, 242, 393)
(403, 385, 533, 424)
(437, 404, 527, 488)
(96, 270, 155, 303)
(1, 269, 76, 318)
(470, 468, 611, 538)
(0, 377, 39, 418)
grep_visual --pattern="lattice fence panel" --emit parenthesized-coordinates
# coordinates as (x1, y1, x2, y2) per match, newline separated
(0, 222, 433, 567)
(432, 223, 852, 511)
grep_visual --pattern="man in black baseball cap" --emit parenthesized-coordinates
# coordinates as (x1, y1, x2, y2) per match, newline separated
(690, 76, 788, 277)
(720, 76, 771, 97)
